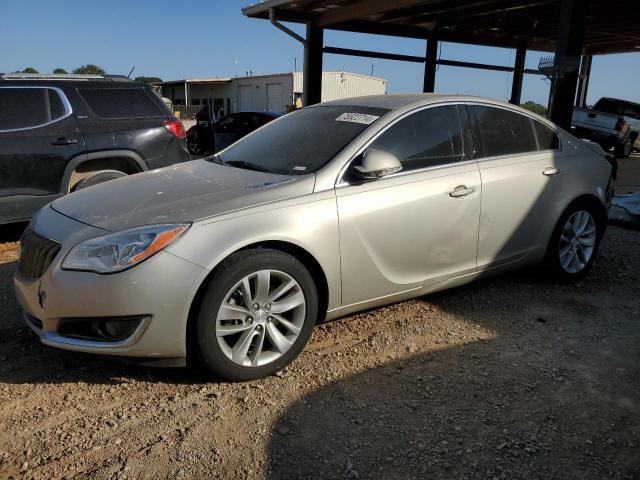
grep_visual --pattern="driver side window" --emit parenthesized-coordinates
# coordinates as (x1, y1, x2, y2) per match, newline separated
(367, 105, 465, 172)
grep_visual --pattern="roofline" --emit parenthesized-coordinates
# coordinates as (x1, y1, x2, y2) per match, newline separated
(155, 70, 387, 86)
(242, 0, 293, 17)
(154, 78, 233, 86)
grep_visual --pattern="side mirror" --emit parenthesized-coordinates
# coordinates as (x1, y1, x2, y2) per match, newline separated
(354, 149, 402, 179)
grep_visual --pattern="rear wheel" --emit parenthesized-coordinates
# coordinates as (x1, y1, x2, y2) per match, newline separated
(614, 136, 633, 158)
(196, 249, 318, 381)
(543, 201, 604, 283)
(187, 136, 202, 155)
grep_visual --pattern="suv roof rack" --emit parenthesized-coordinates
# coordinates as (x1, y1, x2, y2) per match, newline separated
(0, 73, 134, 82)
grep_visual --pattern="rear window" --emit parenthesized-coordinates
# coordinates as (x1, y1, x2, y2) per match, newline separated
(534, 121, 560, 150)
(0, 87, 67, 131)
(592, 98, 640, 118)
(79, 87, 164, 119)
(470, 105, 538, 158)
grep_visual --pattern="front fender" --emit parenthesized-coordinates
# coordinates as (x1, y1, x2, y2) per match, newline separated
(166, 191, 342, 311)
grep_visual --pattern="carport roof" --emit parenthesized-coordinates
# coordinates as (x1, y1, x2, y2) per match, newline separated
(242, 0, 640, 55)
(154, 78, 233, 86)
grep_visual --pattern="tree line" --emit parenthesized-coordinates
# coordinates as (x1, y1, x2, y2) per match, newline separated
(15, 65, 162, 84)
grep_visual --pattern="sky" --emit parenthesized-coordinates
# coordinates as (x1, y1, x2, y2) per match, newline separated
(2, 0, 639, 106)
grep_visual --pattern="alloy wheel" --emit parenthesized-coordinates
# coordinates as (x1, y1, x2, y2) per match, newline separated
(558, 210, 597, 274)
(215, 269, 306, 367)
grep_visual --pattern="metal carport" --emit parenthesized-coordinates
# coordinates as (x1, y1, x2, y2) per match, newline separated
(243, 0, 640, 129)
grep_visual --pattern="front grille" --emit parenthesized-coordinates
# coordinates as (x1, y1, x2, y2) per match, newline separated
(18, 230, 61, 278)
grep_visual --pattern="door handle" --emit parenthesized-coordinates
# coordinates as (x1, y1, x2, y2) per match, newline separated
(449, 185, 475, 198)
(51, 137, 79, 146)
(542, 167, 559, 176)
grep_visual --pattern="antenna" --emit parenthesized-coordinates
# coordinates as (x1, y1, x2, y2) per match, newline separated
(370, 64, 374, 76)
(127, 66, 136, 78)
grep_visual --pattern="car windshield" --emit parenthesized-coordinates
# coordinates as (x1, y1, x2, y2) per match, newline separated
(212, 105, 389, 175)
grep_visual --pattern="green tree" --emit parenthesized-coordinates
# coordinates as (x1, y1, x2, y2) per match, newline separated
(53, 68, 68, 74)
(521, 100, 548, 116)
(21, 67, 39, 73)
(134, 76, 162, 84)
(73, 64, 106, 75)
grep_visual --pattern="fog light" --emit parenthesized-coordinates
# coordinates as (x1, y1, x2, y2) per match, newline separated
(57, 316, 148, 342)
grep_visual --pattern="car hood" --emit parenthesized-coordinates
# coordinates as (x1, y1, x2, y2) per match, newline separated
(51, 159, 315, 231)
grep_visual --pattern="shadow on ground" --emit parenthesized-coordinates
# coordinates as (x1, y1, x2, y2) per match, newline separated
(266, 251, 640, 479)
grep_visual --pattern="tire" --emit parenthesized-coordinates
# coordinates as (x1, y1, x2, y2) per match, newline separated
(614, 136, 633, 158)
(187, 137, 202, 155)
(196, 248, 318, 381)
(543, 200, 605, 283)
(73, 170, 128, 191)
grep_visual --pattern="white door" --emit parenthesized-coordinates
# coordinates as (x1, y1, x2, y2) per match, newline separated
(337, 105, 481, 306)
(238, 85, 252, 112)
(266, 83, 282, 113)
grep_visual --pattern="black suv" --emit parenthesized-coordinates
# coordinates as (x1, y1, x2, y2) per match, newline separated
(0, 73, 190, 224)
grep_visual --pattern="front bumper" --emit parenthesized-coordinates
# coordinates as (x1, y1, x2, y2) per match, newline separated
(13, 207, 207, 359)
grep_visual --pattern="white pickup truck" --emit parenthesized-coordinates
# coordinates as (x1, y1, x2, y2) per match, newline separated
(572, 97, 640, 158)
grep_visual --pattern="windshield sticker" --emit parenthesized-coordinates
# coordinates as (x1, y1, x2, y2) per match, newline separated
(293, 166, 307, 171)
(335, 112, 380, 125)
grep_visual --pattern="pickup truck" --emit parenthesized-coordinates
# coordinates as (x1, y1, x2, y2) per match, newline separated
(572, 97, 640, 158)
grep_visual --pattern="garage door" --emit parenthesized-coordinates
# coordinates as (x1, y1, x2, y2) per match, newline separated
(267, 83, 282, 113)
(238, 85, 252, 112)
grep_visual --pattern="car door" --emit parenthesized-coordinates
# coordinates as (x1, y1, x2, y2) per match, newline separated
(336, 104, 481, 306)
(0, 86, 86, 221)
(467, 104, 563, 269)
(214, 114, 239, 152)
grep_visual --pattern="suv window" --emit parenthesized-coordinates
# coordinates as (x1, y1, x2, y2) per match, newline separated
(470, 105, 538, 158)
(367, 105, 464, 172)
(79, 87, 164, 119)
(533, 121, 559, 150)
(0, 87, 67, 131)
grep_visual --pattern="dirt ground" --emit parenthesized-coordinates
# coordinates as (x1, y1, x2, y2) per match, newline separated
(0, 166, 639, 479)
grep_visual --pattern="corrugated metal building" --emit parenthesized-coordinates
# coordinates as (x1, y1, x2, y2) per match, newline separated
(155, 71, 387, 117)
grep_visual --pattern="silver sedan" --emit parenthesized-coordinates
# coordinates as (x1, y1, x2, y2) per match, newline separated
(14, 94, 614, 380)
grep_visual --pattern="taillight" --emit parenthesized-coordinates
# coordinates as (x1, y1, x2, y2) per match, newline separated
(614, 118, 626, 132)
(605, 154, 618, 180)
(163, 119, 186, 139)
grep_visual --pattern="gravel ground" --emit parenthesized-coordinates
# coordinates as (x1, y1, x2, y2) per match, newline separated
(0, 223, 639, 480)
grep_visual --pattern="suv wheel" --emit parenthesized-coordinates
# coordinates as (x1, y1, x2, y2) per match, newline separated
(72, 170, 127, 191)
(196, 248, 318, 381)
(543, 201, 604, 283)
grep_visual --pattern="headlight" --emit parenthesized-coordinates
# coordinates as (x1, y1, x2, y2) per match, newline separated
(62, 224, 189, 273)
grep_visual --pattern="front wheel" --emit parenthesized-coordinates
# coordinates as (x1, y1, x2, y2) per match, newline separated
(196, 249, 318, 381)
(543, 201, 604, 283)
